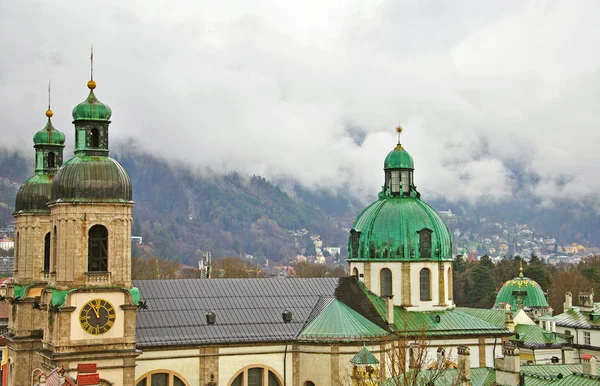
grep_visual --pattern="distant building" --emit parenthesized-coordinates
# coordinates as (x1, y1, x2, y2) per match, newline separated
(131, 236, 142, 245)
(0, 239, 13, 251)
(324, 246, 341, 255)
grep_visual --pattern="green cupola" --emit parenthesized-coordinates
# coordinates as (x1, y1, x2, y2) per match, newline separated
(348, 128, 452, 261)
(51, 78, 132, 204)
(15, 107, 65, 213)
(72, 80, 112, 122)
(383, 127, 415, 197)
(494, 263, 549, 310)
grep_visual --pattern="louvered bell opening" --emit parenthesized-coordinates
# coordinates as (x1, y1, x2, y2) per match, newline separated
(282, 310, 292, 323)
(206, 311, 216, 325)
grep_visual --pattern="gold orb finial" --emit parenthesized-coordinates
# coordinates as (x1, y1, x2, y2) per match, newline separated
(87, 80, 97, 90)
(45, 109, 53, 118)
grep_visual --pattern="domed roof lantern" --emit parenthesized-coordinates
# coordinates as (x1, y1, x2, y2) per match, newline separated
(51, 51, 132, 204)
(33, 109, 66, 148)
(15, 85, 65, 213)
(348, 127, 452, 261)
(382, 126, 417, 198)
(72, 48, 111, 122)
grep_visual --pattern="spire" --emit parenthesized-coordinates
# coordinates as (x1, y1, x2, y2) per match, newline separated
(88, 44, 96, 90)
(519, 261, 524, 278)
(46, 79, 53, 118)
(395, 125, 404, 150)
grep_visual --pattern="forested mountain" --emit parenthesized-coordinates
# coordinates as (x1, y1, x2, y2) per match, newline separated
(0, 148, 348, 266)
(1, 144, 599, 269)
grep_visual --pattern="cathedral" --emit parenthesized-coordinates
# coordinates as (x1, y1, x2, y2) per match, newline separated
(8, 65, 566, 386)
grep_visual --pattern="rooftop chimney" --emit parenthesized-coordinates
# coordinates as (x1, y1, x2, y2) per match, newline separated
(505, 312, 515, 332)
(457, 345, 471, 386)
(561, 347, 575, 365)
(563, 292, 572, 311)
(582, 354, 597, 376)
(496, 343, 521, 386)
(579, 290, 594, 312)
(385, 296, 395, 325)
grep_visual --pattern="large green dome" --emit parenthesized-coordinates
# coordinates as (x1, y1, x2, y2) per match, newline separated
(15, 174, 53, 213)
(384, 146, 414, 170)
(494, 273, 549, 310)
(50, 155, 132, 203)
(72, 81, 112, 121)
(349, 197, 452, 260)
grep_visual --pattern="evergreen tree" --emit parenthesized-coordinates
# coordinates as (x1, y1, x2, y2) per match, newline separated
(467, 255, 496, 307)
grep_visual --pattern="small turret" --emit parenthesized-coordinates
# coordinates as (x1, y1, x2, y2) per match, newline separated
(349, 345, 380, 386)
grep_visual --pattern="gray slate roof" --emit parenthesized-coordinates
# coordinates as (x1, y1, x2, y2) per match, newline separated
(134, 277, 386, 348)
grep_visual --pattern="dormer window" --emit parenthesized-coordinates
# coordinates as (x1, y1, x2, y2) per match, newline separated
(418, 228, 433, 259)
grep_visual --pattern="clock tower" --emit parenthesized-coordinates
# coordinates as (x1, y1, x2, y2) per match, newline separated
(37, 73, 140, 385)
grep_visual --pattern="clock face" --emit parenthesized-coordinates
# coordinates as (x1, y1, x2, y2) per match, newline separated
(79, 298, 116, 335)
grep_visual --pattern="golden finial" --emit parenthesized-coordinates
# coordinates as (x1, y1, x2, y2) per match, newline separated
(46, 79, 53, 118)
(87, 44, 96, 90)
(395, 125, 404, 150)
(519, 261, 524, 278)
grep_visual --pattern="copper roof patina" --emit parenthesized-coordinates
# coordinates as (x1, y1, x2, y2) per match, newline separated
(15, 108, 65, 213)
(494, 270, 549, 310)
(51, 79, 132, 204)
(299, 298, 389, 342)
(51, 155, 132, 204)
(15, 174, 54, 213)
(72, 80, 112, 121)
(350, 197, 452, 261)
(348, 131, 452, 261)
(349, 345, 380, 365)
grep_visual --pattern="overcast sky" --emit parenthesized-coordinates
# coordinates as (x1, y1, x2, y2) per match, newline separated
(1, 0, 599, 204)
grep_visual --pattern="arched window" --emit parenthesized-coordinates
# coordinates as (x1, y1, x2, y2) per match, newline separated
(15, 232, 19, 266)
(51, 225, 57, 272)
(304, 382, 316, 386)
(420, 268, 431, 301)
(350, 231, 360, 259)
(380, 268, 392, 297)
(88, 225, 108, 272)
(230, 366, 282, 386)
(418, 229, 432, 259)
(91, 128, 100, 148)
(47, 152, 55, 168)
(448, 267, 453, 300)
(352, 267, 359, 277)
(135, 370, 189, 386)
(43, 232, 50, 273)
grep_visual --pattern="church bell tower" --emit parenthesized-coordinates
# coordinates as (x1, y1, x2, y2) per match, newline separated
(34, 60, 140, 385)
(7, 97, 65, 386)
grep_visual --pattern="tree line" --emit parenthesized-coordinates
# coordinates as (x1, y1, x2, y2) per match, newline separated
(452, 254, 600, 313)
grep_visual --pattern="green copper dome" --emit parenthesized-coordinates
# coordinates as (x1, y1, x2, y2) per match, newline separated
(494, 271, 549, 310)
(33, 114, 66, 146)
(51, 155, 132, 203)
(349, 129, 451, 261)
(349, 197, 452, 260)
(384, 145, 414, 170)
(72, 81, 112, 121)
(15, 174, 53, 213)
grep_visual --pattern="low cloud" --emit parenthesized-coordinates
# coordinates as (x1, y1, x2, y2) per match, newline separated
(1, 0, 599, 204)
